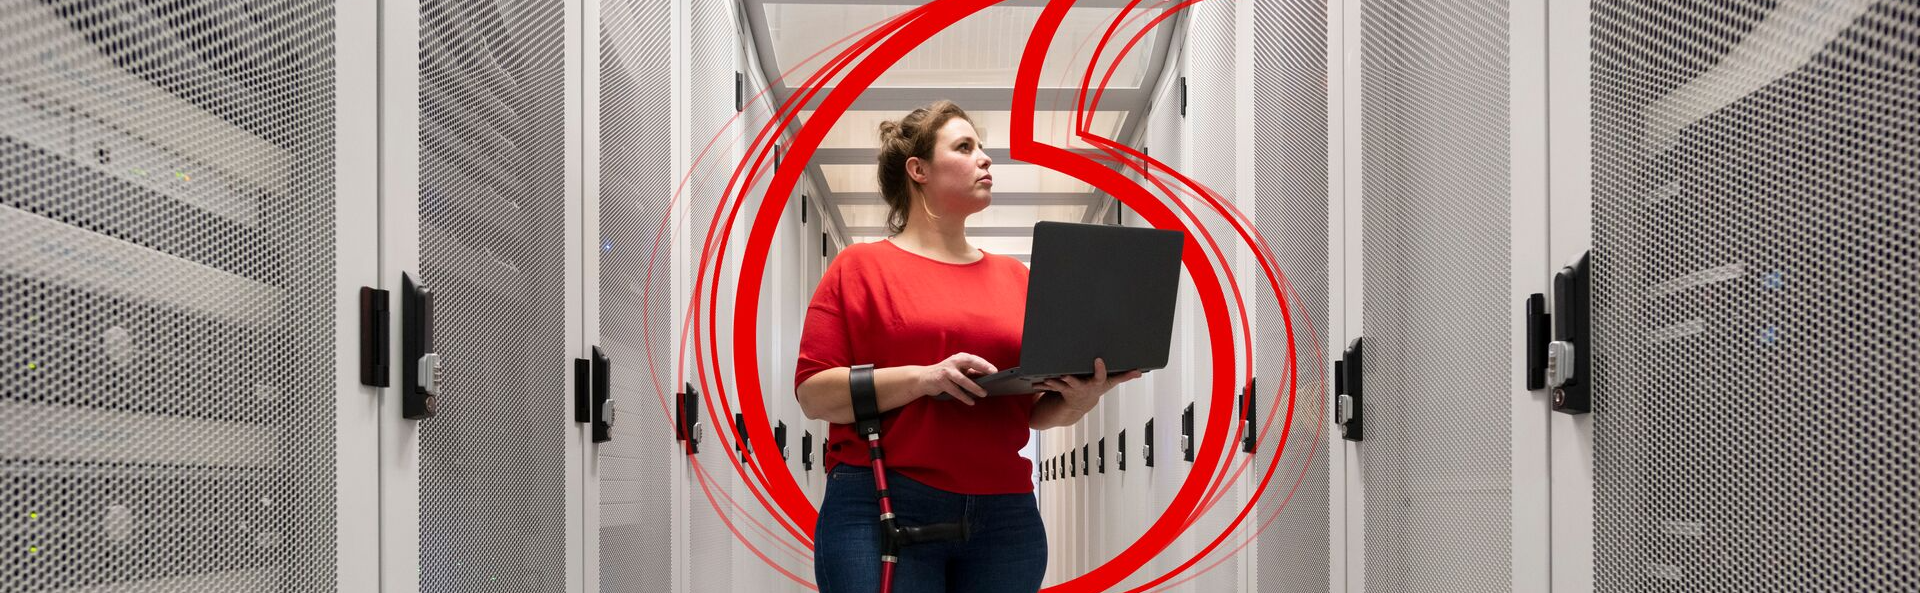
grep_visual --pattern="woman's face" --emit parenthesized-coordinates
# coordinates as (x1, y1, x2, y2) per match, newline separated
(912, 117, 993, 217)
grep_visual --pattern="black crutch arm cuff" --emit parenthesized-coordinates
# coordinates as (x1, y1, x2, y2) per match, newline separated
(849, 364, 882, 438)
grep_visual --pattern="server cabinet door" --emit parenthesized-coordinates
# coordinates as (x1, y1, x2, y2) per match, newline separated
(1248, 0, 1339, 591)
(393, 0, 585, 590)
(682, 0, 739, 590)
(1590, 2, 1917, 591)
(1176, 3, 1250, 590)
(1143, 47, 1192, 590)
(1, 0, 379, 591)
(1348, 0, 1552, 591)
(590, 0, 679, 591)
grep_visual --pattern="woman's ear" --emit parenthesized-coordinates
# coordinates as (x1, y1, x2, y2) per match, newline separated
(905, 156, 929, 184)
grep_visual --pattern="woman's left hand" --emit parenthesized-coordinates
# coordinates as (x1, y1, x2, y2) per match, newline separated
(1036, 358, 1143, 413)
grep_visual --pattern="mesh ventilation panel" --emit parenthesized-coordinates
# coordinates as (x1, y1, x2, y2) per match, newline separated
(1357, 0, 1514, 591)
(2, 0, 339, 590)
(1591, 1, 1918, 591)
(417, 0, 570, 590)
(1250, 0, 1332, 591)
(686, 0, 736, 589)
(1143, 62, 1189, 589)
(1183, 1, 1242, 589)
(729, 55, 794, 593)
(599, 0, 676, 591)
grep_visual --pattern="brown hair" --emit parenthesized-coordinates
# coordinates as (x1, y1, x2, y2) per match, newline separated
(876, 101, 974, 235)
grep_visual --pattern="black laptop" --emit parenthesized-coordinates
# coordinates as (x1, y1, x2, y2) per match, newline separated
(953, 221, 1185, 398)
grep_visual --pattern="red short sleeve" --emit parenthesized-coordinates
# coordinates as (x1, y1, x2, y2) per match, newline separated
(794, 259, 851, 390)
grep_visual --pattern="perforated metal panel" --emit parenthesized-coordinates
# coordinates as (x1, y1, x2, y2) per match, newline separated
(1182, 2, 1242, 590)
(2, 0, 339, 590)
(1357, 0, 1513, 591)
(417, 0, 570, 591)
(686, 0, 736, 590)
(1250, 0, 1332, 591)
(1143, 56, 1189, 589)
(1591, 2, 1919, 591)
(599, 0, 676, 591)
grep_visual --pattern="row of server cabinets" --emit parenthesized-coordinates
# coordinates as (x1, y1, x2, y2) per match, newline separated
(1033, 2, 1271, 591)
(1036, 1, 1915, 593)
(4, 0, 1914, 592)
(4, 0, 835, 591)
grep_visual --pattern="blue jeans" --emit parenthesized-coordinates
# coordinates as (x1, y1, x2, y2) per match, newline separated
(815, 465, 1048, 593)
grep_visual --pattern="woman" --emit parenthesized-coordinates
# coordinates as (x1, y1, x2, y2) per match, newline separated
(795, 101, 1142, 592)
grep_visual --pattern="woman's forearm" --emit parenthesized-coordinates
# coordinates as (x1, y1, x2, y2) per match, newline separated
(1028, 392, 1091, 430)
(797, 366, 927, 424)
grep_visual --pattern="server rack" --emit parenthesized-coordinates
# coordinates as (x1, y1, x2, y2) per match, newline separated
(410, 0, 582, 590)
(684, 0, 740, 590)
(591, 0, 679, 591)
(1248, 0, 1338, 589)
(1184, 1, 1247, 589)
(2, 0, 380, 591)
(1590, 2, 1918, 591)
(1346, 0, 1553, 591)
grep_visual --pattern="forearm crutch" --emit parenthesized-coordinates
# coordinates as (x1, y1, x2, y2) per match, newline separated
(848, 364, 970, 593)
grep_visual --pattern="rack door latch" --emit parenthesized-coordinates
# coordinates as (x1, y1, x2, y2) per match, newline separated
(1180, 403, 1196, 462)
(1097, 437, 1106, 474)
(1336, 337, 1364, 441)
(401, 273, 440, 420)
(775, 421, 789, 461)
(675, 383, 702, 454)
(1241, 378, 1258, 453)
(358, 287, 391, 387)
(1547, 251, 1592, 414)
(1143, 419, 1155, 467)
(801, 431, 814, 471)
(734, 413, 750, 458)
(575, 347, 614, 442)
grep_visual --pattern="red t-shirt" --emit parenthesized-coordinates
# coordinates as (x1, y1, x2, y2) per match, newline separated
(794, 239, 1035, 494)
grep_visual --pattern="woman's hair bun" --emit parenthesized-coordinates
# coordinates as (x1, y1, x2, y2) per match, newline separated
(873, 101, 973, 234)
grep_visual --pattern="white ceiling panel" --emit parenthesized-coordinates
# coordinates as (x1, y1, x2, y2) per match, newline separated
(836, 203, 1087, 227)
(749, 0, 1174, 256)
(821, 163, 1093, 194)
(802, 110, 1127, 150)
(763, 3, 1160, 90)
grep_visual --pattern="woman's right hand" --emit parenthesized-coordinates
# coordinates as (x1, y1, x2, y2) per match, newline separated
(913, 353, 998, 405)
